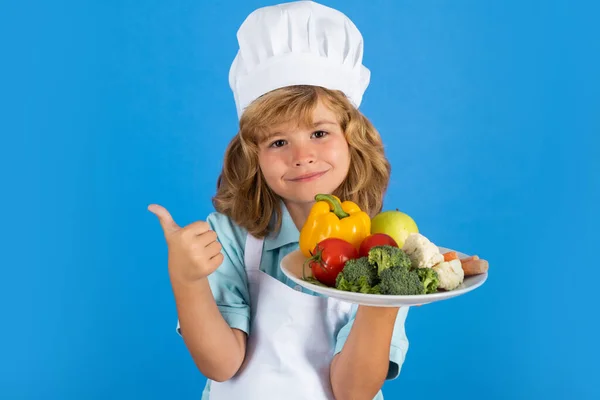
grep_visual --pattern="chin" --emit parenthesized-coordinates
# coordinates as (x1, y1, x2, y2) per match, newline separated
(286, 192, 322, 204)
(268, 171, 347, 204)
(282, 183, 341, 204)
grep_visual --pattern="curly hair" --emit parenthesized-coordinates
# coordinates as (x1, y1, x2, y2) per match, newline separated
(212, 85, 391, 238)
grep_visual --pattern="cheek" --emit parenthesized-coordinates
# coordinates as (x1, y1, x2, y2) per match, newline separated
(325, 139, 351, 167)
(258, 152, 284, 181)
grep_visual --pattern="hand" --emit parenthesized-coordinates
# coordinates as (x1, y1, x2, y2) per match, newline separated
(148, 204, 224, 284)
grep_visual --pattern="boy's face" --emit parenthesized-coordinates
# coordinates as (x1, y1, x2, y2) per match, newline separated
(257, 99, 351, 207)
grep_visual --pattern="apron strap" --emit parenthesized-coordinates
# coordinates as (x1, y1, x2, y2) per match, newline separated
(244, 233, 264, 273)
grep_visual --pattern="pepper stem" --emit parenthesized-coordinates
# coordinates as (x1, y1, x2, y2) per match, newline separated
(315, 194, 349, 219)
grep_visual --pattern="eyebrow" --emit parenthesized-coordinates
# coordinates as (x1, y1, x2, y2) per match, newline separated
(312, 120, 337, 127)
(260, 132, 280, 144)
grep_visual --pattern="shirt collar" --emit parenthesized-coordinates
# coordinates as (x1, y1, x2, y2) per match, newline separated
(264, 201, 300, 251)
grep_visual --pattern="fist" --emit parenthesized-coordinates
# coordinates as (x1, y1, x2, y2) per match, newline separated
(148, 204, 224, 283)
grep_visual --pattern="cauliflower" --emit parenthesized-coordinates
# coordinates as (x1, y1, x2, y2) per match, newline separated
(432, 259, 465, 290)
(402, 233, 443, 269)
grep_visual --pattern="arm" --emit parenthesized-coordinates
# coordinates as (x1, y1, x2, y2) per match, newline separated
(330, 306, 400, 400)
(149, 207, 251, 383)
(172, 276, 247, 382)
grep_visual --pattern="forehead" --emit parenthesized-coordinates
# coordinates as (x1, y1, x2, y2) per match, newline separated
(267, 100, 339, 134)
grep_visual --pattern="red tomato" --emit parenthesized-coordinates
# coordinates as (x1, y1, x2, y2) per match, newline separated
(358, 233, 398, 258)
(304, 238, 358, 287)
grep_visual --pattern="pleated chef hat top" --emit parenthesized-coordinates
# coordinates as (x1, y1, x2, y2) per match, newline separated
(229, 0, 371, 119)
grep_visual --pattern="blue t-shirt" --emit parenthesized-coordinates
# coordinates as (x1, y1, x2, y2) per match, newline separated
(177, 205, 410, 399)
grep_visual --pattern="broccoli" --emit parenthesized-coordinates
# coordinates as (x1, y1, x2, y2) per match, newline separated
(334, 250, 436, 296)
(378, 265, 424, 295)
(368, 245, 412, 274)
(335, 257, 379, 293)
(336, 275, 381, 294)
(416, 268, 440, 294)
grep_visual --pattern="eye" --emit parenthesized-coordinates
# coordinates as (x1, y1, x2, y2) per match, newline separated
(312, 130, 328, 139)
(269, 139, 287, 148)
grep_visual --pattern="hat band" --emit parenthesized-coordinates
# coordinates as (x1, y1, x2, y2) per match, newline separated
(232, 52, 369, 119)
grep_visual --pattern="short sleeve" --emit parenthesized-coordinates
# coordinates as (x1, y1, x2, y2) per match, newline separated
(334, 306, 410, 380)
(176, 212, 251, 336)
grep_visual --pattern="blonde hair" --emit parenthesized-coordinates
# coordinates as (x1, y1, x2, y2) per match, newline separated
(212, 85, 391, 238)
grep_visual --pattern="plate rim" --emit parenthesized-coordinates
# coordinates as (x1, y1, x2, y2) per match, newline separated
(280, 247, 488, 303)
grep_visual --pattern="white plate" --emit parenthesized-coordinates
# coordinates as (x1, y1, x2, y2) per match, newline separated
(280, 247, 488, 307)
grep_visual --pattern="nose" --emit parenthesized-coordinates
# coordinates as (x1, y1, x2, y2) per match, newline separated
(292, 145, 315, 167)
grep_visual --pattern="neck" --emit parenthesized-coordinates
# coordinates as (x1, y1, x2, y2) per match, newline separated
(283, 200, 315, 232)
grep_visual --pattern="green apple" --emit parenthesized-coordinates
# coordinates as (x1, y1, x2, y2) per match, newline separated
(370, 210, 419, 248)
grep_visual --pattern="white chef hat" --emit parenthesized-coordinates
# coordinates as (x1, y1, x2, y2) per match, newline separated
(229, 0, 371, 119)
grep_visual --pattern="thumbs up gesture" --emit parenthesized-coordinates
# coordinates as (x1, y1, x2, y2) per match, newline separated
(148, 204, 224, 284)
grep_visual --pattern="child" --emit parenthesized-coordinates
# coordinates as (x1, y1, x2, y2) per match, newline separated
(149, 1, 410, 399)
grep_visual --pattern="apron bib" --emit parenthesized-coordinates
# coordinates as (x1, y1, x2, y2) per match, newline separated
(209, 233, 353, 400)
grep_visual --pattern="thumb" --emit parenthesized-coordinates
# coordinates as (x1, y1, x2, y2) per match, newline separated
(148, 204, 180, 234)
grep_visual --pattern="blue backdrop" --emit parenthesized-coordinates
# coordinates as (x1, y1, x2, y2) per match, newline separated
(1, 0, 598, 399)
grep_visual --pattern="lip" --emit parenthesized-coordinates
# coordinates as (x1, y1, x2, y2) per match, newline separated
(287, 170, 328, 182)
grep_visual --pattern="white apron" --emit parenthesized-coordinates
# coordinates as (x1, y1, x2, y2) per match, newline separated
(209, 233, 354, 400)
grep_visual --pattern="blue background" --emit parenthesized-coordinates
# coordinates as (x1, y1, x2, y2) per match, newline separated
(1, 0, 598, 399)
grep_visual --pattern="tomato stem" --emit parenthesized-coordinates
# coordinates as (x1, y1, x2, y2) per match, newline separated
(302, 245, 330, 282)
(302, 257, 311, 280)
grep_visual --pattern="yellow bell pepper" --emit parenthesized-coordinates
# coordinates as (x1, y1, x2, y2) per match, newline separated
(299, 194, 371, 257)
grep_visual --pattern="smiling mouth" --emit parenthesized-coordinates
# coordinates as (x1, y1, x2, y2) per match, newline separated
(288, 170, 328, 182)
